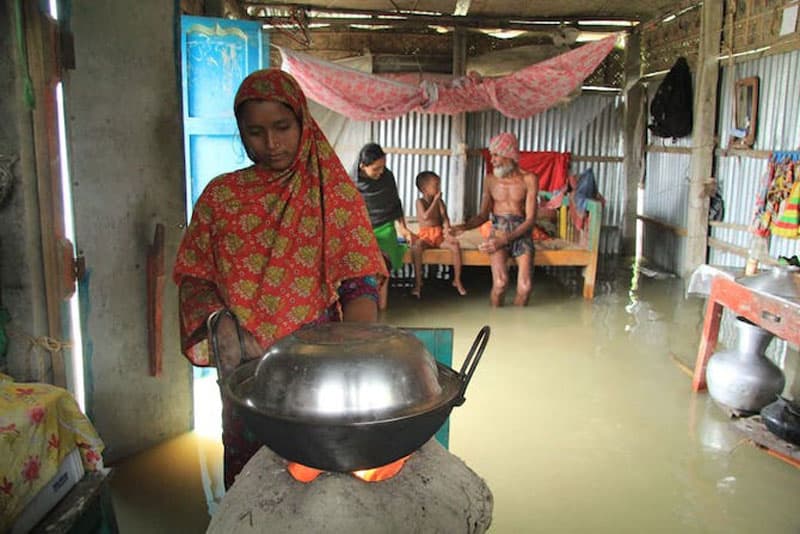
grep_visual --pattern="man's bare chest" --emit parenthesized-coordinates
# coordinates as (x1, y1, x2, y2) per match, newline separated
(490, 178, 527, 201)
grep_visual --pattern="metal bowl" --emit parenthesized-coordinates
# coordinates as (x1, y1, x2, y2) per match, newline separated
(243, 322, 443, 422)
(218, 322, 490, 471)
(737, 265, 800, 300)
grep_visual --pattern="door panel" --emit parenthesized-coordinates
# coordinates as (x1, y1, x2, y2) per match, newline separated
(180, 16, 266, 210)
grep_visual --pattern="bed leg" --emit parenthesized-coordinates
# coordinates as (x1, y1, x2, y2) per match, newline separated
(582, 254, 598, 300)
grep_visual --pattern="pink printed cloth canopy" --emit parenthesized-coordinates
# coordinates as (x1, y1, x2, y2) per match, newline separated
(279, 35, 618, 121)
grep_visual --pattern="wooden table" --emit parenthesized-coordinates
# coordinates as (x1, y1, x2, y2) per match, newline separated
(691, 274, 800, 392)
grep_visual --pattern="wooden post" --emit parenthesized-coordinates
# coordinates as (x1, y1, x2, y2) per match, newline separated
(147, 224, 165, 377)
(448, 28, 467, 224)
(685, 0, 724, 277)
(24, 1, 68, 386)
(622, 31, 646, 257)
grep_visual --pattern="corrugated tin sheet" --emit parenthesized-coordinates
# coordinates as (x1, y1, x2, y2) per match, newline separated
(372, 93, 626, 254)
(373, 112, 453, 218)
(640, 74, 694, 274)
(710, 49, 800, 267)
(466, 93, 625, 254)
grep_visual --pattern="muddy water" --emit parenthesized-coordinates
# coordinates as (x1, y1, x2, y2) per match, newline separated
(110, 263, 800, 533)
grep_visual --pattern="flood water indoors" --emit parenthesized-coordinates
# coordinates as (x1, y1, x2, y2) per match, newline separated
(109, 260, 800, 533)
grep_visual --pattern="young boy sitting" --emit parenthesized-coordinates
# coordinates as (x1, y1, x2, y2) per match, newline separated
(411, 171, 467, 298)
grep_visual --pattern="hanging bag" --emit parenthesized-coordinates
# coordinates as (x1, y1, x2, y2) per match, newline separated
(649, 57, 693, 140)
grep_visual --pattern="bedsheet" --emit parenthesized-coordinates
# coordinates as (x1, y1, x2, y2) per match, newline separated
(0, 373, 104, 531)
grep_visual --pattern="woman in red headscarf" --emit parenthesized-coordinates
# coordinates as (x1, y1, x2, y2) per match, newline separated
(173, 69, 388, 488)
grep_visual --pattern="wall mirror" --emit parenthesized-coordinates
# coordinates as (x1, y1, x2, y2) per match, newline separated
(730, 76, 759, 148)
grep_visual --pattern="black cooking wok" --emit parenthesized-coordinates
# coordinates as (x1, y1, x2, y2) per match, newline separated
(211, 314, 489, 472)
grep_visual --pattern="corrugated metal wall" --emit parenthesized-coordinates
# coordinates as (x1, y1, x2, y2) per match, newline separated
(372, 93, 626, 254)
(642, 49, 800, 273)
(466, 93, 626, 254)
(710, 49, 800, 266)
(372, 112, 453, 218)
(641, 78, 693, 274)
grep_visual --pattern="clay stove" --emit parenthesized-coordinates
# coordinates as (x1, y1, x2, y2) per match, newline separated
(207, 439, 493, 533)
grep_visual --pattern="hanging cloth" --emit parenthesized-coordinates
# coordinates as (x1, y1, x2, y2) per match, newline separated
(278, 35, 618, 121)
(772, 180, 800, 238)
(750, 151, 800, 237)
(482, 150, 571, 192)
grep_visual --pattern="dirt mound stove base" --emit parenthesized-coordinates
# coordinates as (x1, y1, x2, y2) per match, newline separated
(208, 439, 493, 534)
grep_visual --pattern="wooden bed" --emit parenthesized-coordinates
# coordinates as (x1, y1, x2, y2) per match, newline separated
(401, 195, 602, 299)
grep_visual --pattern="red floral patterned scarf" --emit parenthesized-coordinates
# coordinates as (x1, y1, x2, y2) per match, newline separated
(173, 69, 387, 364)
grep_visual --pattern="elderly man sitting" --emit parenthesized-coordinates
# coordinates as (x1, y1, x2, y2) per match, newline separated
(451, 132, 539, 306)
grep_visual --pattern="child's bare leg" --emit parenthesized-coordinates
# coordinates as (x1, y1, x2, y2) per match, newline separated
(378, 277, 389, 310)
(443, 238, 466, 295)
(411, 241, 428, 298)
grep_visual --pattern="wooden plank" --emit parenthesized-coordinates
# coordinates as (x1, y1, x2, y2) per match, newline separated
(732, 416, 800, 468)
(709, 220, 749, 231)
(25, 2, 67, 386)
(403, 200, 601, 299)
(33, 470, 119, 533)
(707, 237, 779, 266)
(717, 147, 772, 159)
(637, 214, 688, 236)
(147, 224, 165, 377)
(571, 155, 625, 163)
(403, 245, 593, 267)
(382, 147, 451, 157)
(646, 144, 693, 154)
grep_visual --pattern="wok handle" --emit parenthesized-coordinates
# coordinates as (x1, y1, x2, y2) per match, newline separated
(207, 309, 247, 380)
(453, 325, 490, 406)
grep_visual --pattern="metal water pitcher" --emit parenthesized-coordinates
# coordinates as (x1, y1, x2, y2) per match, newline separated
(706, 316, 785, 416)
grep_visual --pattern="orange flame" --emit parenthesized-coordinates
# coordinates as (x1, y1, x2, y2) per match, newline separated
(287, 455, 411, 483)
(287, 462, 324, 483)
(351, 455, 410, 482)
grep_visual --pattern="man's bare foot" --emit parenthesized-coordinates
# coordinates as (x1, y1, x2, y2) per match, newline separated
(453, 281, 467, 296)
(411, 286, 422, 299)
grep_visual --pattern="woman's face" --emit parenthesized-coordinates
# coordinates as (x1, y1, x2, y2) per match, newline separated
(360, 157, 386, 180)
(238, 100, 301, 172)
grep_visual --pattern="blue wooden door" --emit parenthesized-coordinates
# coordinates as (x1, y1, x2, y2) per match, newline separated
(180, 16, 268, 215)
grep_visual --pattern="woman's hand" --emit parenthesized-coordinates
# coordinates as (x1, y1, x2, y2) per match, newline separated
(211, 311, 265, 377)
(401, 228, 417, 245)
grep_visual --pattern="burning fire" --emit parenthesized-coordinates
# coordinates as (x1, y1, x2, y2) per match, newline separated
(287, 455, 411, 483)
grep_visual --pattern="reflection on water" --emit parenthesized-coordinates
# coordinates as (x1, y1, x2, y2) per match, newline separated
(110, 262, 800, 533)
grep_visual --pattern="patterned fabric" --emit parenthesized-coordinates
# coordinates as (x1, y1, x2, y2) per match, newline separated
(491, 214, 536, 258)
(173, 69, 388, 363)
(0, 373, 104, 530)
(751, 152, 799, 238)
(772, 181, 800, 238)
(418, 226, 444, 247)
(488, 132, 520, 162)
(279, 35, 618, 120)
